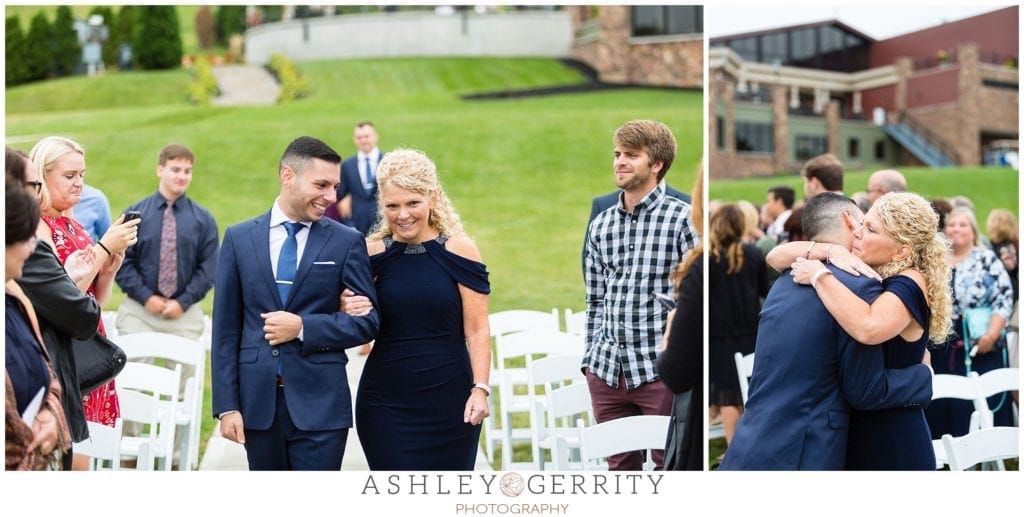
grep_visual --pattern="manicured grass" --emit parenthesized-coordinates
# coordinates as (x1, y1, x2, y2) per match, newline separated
(5, 69, 192, 114)
(709, 166, 1019, 233)
(6, 57, 702, 467)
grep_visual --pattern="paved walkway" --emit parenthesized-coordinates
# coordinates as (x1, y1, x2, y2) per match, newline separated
(211, 65, 279, 106)
(198, 346, 492, 471)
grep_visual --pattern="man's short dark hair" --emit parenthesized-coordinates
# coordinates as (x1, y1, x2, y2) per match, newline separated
(355, 121, 375, 130)
(614, 119, 677, 181)
(768, 185, 795, 209)
(158, 144, 195, 165)
(802, 192, 857, 241)
(6, 179, 40, 245)
(280, 136, 342, 173)
(5, 147, 28, 184)
(802, 153, 844, 192)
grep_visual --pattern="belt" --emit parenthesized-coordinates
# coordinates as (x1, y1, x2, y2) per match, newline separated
(276, 375, 284, 388)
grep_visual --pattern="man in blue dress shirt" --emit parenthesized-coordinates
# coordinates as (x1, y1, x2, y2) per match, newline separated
(73, 183, 112, 243)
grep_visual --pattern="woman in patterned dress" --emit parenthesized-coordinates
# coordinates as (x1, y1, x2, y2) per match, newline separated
(29, 136, 140, 469)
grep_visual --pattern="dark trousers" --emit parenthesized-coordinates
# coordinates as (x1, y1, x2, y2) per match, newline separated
(586, 371, 673, 470)
(244, 387, 348, 470)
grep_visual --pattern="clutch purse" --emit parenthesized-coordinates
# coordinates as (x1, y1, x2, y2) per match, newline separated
(73, 333, 127, 394)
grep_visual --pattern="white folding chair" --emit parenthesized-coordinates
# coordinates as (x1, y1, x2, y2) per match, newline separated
(941, 427, 1019, 471)
(734, 352, 755, 404)
(563, 308, 587, 338)
(116, 361, 181, 471)
(74, 419, 124, 470)
(101, 311, 119, 341)
(577, 415, 672, 471)
(930, 372, 986, 469)
(495, 329, 581, 470)
(526, 354, 589, 470)
(483, 309, 560, 467)
(975, 367, 1019, 428)
(117, 332, 207, 470)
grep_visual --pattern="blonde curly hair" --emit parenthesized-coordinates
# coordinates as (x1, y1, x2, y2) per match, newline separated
(29, 136, 84, 212)
(368, 148, 464, 241)
(872, 192, 953, 343)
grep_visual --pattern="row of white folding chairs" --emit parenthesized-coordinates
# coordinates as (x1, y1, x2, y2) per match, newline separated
(102, 311, 212, 352)
(931, 367, 1019, 470)
(74, 419, 149, 470)
(526, 354, 592, 470)
(940, 426, 1019, 471)
(484, 309, 586, 469)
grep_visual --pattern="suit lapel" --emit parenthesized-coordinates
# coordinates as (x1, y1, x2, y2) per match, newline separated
(247, 212, 279, 305)
(287, 218, 334, 308)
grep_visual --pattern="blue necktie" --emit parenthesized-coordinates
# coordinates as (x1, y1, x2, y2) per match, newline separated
(364, 156, 374, 190)
(276, 222, 302, 304)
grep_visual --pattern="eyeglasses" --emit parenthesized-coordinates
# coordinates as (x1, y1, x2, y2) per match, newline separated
(25, 180, 42, 195)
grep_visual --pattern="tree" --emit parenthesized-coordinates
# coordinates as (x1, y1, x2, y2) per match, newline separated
(5, 15, 29, 86)
(214, 5, 246, 47)
(111, 5, 136, 69)
(51, 5, 82, 76)
(195, 6, 215, 49)
(23, 11, 53, 82)
(89, 6, 117, 67)
(132, 6, 183, 70)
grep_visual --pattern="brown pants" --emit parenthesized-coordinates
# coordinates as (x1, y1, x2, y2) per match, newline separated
(586, 371, 673, 470)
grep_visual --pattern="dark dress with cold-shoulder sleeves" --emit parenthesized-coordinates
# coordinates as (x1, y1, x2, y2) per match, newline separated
(355, 236, 490, 470)
(844, 275, 935, 470)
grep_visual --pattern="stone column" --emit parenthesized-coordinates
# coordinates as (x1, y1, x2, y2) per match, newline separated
(957, 43, 981, 165)
(724, 80, 737, 157)
(891, 57, 913, 124)
(772, 85, 789, 171)
(825, 100, 840, 156)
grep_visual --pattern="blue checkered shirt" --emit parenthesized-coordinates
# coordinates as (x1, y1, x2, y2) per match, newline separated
(583, 184, 698, 389)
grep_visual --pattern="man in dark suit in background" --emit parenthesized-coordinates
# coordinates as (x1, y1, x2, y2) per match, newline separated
(212, 136, 380, 470)
(329, 121, 384, 235)
(720, 193, 932, 470)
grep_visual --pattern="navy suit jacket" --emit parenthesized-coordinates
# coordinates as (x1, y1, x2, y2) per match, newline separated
(337, 153, 383, 235)
(581, 184, 691, 272)
(211, 212, 380, 431)
(720, 266, 932, 470)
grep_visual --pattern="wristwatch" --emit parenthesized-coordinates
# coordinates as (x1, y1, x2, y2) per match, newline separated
(472, 382, 491, 396)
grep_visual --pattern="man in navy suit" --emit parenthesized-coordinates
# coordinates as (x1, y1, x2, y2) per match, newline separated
(212, 136, 380, 470)
(581, 184, 690, 271)
(720, 193, 932, 470)
(331, 121, 383, 235)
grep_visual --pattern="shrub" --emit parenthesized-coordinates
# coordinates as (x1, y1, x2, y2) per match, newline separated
(267, 54, 310, 103)
(133, 6, 183, 70)
(195, 6, 216, 50)
(111, 5, 135, 69)
(24, 12, 53, 82)
(5, 15, 29, 86)
(51, 5, 82, 76)
(215, 5, 246, 47)
(187, 54, 219, 105)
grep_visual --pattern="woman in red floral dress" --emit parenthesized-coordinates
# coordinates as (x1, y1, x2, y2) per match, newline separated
(30, 136, 139, 469)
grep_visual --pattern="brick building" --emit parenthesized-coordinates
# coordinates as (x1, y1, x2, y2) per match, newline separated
(569, 5, 703, 89)
(709, 6, 1018, 179)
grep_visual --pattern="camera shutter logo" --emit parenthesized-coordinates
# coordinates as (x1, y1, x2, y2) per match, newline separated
(499, 473, 525, 497)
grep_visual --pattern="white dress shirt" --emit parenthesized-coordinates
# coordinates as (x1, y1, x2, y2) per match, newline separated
(358, 148, 381, 190)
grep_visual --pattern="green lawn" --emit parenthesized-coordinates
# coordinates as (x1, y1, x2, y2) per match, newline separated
(6, 56, 703, 468)
(709, 166, 1019, 231)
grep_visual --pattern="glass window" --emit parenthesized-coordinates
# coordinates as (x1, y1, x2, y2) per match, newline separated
(631, 6, 703, 37)
(736, 122, 774, 153)
(716, 116, 725, 150)
(874, 140, 886, 160)
(795, 135, 827, 160)
(820, 25, 845, 53)
(761, 32, 787, 64)
(848, 137, 860, 158)
(729, 37, 758, 61)
(791, 28, 816, 61)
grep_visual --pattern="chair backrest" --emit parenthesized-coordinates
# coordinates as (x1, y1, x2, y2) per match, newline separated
(116, 361, 181, 469)
(74, 419, 124, 470)
(115, 387, 160, 470)
(490, 309, 560, 337)
(976, 367, 1019, 398)
(735, 352, 755, 404)
(101, 311, 119, 340)
(563, 308, 586, 337)
(497, 330, 582, 365)
(941, 427, 1019, 471)
(577, 415, 671, 471)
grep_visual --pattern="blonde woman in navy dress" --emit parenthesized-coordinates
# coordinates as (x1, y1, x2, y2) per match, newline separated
(341, 149, 491, 469)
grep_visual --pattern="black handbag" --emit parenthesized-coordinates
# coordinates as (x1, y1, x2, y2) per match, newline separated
(73, 333, 127, 394)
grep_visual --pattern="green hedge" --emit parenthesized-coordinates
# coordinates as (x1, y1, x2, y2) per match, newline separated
(187, 55, 219, 105)
(266, 53, 310, 103)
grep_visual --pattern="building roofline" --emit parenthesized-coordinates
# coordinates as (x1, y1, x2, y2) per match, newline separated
(710, 19, 876, 45)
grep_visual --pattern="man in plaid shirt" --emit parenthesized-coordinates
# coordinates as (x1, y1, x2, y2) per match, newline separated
(583, 119, 698, 470)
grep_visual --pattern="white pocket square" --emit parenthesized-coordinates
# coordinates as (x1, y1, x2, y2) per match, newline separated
(313, 261, 336, 265)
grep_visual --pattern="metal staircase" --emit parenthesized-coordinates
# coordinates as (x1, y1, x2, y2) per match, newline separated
(884, 115, 956, 167)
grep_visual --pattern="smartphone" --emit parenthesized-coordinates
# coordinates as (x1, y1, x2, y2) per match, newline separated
(654, 293, 675, 310)
(122, 210, 142, 222)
